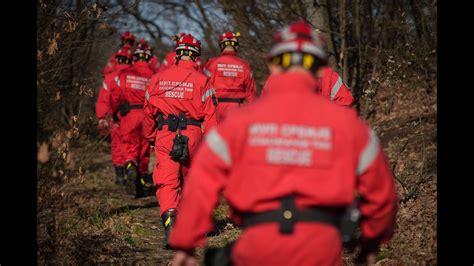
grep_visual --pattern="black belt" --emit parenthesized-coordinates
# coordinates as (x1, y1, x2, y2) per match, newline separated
(217, 97, 245, 104)
(156, 112, 202, 132)
(129, 104, 144, 109)
(243, 196, 343, 234)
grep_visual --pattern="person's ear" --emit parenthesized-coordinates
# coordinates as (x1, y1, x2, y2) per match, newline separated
(315, 67, 324, 78)
(268, 63, 283, 75)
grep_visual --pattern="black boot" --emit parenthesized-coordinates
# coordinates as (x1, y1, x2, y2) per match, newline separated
(124, 161, 143, 198)
(142, 172, 153, 184)
(114, 166, 125, 185)
(161, 209, 176, 249)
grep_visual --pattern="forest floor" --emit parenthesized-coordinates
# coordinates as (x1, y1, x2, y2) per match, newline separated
(37, 79, 436, 265)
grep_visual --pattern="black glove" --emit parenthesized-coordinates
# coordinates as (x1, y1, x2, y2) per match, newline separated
(169, 133, 190, 162)
(354, 238, 379, 265)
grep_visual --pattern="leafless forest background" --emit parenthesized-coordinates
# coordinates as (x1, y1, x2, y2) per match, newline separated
(37, 0, 437, 264)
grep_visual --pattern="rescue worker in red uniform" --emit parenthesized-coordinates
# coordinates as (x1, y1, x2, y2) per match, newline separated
(170, 21, 398, 266)
(136, 38, 160, 73)
(102, 31, 135, 77)
(95, 46, 132, 185)
(260, 33, 354, 107)
(317, 66, 354, 106)
(203, 31, 257, 122)
(142, 33, 218, 248)
(109, 45, 154, 198)
(158, 34, 206, 73)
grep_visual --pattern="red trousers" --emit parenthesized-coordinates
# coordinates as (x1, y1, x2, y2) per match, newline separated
(119, 110, 150, 174)
(152, 126, 202, 216)
(232, 224, 342, 266)
(109, 118, 125, 166)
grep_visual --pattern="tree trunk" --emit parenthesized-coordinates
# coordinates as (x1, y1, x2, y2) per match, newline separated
(339, 0, 348, 83)
(303, 0, 338, 70)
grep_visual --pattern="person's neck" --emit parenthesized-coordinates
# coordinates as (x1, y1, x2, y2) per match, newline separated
(222, 47, 236, 54)
(180, 55, 193, 61)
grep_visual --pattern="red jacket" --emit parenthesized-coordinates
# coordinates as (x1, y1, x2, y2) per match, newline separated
(261, 66, 354, 107)
(149, 55, 160, 73)
(318, 66, 354, 106)
(109, 61, 154, 115)
(203, 50, 256, 103)
(157, 51, 176, 72)
(95, 64, 130, 119)
(102, 53, 116, 77)
(169, 71, 397, 264)
(143, 60, 218, 142)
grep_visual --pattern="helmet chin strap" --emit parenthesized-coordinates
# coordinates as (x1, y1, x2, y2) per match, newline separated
(175, 50, 198, 64)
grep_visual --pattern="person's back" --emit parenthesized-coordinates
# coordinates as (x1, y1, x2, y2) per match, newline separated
(318, 66, 354, 106)
(114, 61, 154, 106)
(146, 61, 213, 121)
(143, 33, 217, 249)
(169, 21, 397, 266)
(204, 32, 256, 122)
(110, 46, 154, 198)
(95, 46, 132, 185)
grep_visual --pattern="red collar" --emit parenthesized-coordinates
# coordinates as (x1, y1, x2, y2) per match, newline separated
(221, 50, 237, 56)
(134, 61, 149, 67)
(265, 71, 320, 95)
(177, 59, 198, 70)
(115, 64, 129, 71)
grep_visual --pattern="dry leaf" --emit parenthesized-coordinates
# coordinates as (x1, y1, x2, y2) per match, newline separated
(37, 50, 43, 61)
(37, 142, 49, 163)
(65, 20, 78, 33)
(54, 91, 61, 101)
(98, 23, 108, 30)
(66, 151, 75, 169)
(47, 33, 60, 55)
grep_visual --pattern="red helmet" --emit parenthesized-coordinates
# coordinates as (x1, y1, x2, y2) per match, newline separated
(136, 38, 149, 49)
(268, 20, 327, 66)
(115, 45, 132, 64)
(219, 31, 240, 50)
(121, 31, 135, 46)
(122, 31, 135, 41)
(116, 45, 132, 58)
(175, 33, 201, 56)
(133, 46, 152, 62)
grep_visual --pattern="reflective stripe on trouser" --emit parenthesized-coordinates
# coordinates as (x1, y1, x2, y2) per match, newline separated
(119, 110, 150, 173)
(110, 117, 125, 166)
(153, 127, 203, 216)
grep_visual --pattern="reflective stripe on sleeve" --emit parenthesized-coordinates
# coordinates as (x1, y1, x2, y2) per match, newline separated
(115, 76, 120, 86)
(330, 76, 343, 100)
(205, 129, 232, 165)
(203, 68, 211, 77)
(202, 88, 216, 102)
(357, 129, 380, 176)
(102, 81, 108, 91)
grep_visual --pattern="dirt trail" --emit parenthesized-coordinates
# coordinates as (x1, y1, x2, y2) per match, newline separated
(39, 147, 175, 264)
(38, 143, 239, 265)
